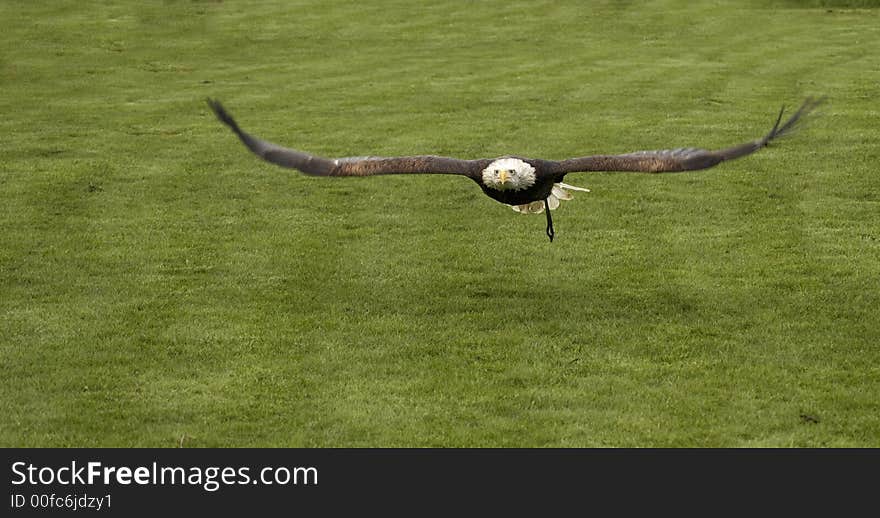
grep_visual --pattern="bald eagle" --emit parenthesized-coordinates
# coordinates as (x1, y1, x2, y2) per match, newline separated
(207, 97, 823, 241)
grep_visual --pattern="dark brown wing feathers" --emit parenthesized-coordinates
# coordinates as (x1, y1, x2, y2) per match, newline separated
(551, 96, 824, 175)
(333, 156, 490, 177)
(207, 99, 487, 178)
(209, 96, 822, 179)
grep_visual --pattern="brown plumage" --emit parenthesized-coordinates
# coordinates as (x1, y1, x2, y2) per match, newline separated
(207, 96, 823, 241)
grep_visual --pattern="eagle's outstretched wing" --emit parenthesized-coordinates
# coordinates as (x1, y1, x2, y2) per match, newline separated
(550, 97, 824, 175)
(208, 99, 489, 178)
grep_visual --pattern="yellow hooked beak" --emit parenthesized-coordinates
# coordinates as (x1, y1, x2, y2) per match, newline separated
(499, 170, 511, 184)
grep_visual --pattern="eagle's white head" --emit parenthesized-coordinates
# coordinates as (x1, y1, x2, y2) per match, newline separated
(482, 157, 536, 191)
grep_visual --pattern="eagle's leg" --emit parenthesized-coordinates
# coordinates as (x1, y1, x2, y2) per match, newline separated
(544, 199, 554, 242)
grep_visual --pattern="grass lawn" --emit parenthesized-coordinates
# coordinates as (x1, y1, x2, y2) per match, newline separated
(1, 0, 878, 447)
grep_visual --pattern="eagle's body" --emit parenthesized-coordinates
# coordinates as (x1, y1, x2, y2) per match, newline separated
(207, 97, 823, 241)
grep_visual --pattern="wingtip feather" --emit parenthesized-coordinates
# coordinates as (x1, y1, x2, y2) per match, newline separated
(762, 95, 826, 145)
(206, 98, 241, 133)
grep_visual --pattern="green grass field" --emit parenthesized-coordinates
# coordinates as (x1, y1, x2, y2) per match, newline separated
(2, 0, 879, 447)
